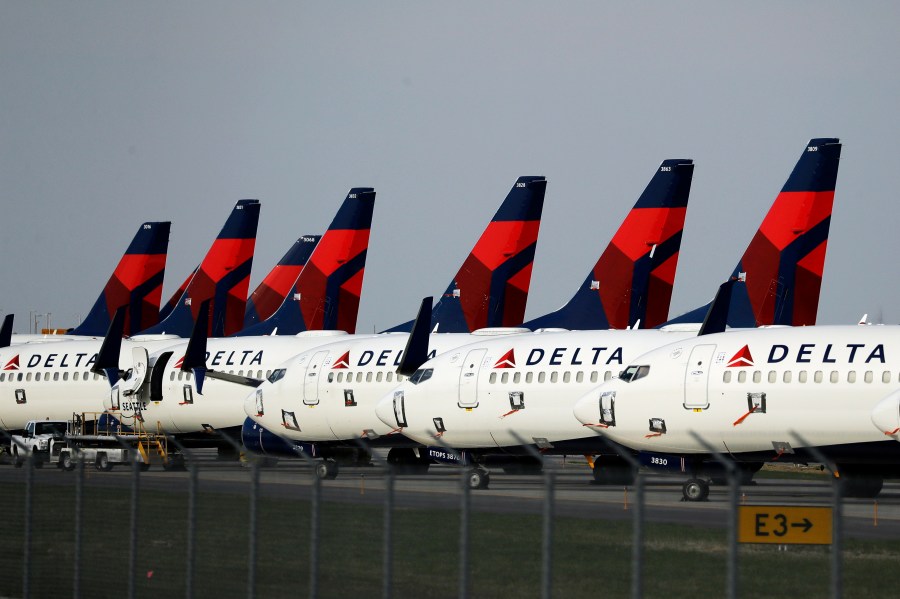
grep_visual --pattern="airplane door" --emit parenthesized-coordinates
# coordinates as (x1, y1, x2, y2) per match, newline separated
(458, 349, 486, 408)
(684, 344, 715, 409)
(303, 351, 328, 406)
(123, 347, 149, 397)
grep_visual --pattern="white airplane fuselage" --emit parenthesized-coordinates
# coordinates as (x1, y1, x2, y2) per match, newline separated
(573, 325, 900, 461)
(375, 328, 702, 450)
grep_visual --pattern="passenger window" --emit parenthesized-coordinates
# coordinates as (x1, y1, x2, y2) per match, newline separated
(525, 372, 533, 383)
(883, 371, 892, 384)
(0, 373, 4, 382)
(737, 371, 746, 383)
(501, 372, 508, 384)
(576, 371, 583, 383)
(513, 372, 521, 383)
(489, 372, 497, 384)
(590, 371, 598, 383)
(538, 372, 546, 383)
(865, 371, 873, 383)
(814, 371, 823, 383)
(752, 371, 761, 383)
(830, 371, 839, 383)
(768, 371, 776, 383)
(328, 373, 334, 383)
(63, 373, 68, 381)
(604, 371, 612, 381)
(26, 373, 32, 382)
(387, 372, 393, 383)
(366, 372, 373, 383)
(783, 371, 791, 383)
(376, 372, 383, 383)
(723, 371, 731, 383)
(798, 371, 807, 383)
(550, 372, 558, 383)
(848, 371, 856, 383)
(53, 372, 59, 381)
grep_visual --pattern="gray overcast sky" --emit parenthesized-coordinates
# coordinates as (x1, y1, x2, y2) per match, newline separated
(2, 2, 899, 333)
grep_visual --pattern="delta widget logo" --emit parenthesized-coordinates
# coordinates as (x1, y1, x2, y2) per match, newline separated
(493, 349, 516, 369)
(3, 355, 19, 371)
(727, 345, 754, 367)
(331, 351, 350, 369)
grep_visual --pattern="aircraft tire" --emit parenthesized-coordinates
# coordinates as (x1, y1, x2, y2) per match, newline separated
(467, 468, 490, 490)
(315, 460, 339, 480)
(682, 478, 709, 502)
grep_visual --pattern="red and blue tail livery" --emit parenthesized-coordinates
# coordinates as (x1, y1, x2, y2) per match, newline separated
(239, 189, 375, 336)
(142, 199, 261, 337)
(386, 176, 547, 333)
(243, 235, 321, 329)
(158, 266, 196, 323)
(526, 160, 694, 330)
(69, 221, 171, 337)
(666, 138, 841, 328)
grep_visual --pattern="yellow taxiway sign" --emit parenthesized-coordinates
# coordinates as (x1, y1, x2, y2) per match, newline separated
(738, 505, 832, 545)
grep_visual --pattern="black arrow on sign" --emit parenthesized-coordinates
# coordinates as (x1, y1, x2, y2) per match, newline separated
(791, 518, 813, 533)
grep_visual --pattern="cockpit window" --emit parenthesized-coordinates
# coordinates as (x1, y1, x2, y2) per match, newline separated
(619, 365, 650, 383)
(267, 368, 286, 384)
(409, 368, 433, 385)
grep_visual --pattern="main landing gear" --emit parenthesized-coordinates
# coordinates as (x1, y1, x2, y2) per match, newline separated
(681, 478, 710, 502)
(466, 467, 491, 490)
(315, 459, 339, 480)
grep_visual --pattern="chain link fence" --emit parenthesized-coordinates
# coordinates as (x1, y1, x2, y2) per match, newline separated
(0, 430, 897, 599)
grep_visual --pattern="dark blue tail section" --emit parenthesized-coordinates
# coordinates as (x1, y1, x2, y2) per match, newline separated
(140, 200, 261, 337)
(243, 235, 321, 329)
(385, 176, 547, 333)
(70, 222, 171, 337)
(525, 160, 693, 330)
(238, 189, 374, 336)
(664, 138, 841, 328)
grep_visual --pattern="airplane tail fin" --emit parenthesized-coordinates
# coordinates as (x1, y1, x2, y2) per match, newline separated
(158, 266, 196, 322)
(525, 160, 694, 330)
(238, 189, 375, 336)
(385, 176, 547, 333)
(242, 235, 321, 329)
(665, 138, 841, 328)
(141, 199, 261, 337)
(70, 221, 171, 337)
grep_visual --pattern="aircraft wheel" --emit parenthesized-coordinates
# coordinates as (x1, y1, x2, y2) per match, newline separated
(467, 468, 490, 490)
(315, 460, 339, 480)
(682, 478, 709, 502)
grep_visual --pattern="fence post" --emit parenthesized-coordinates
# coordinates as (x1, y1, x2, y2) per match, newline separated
(213, 430, 260, 599)
(1, 431, 33, 599)
(689, 431, 738, 599)
(353, 439, 394, 599)
(73, 445, 85, 599)
(791, 430, 841, 599)
(114, 435, 141, 599)
(509, 432, 555, 599)
(589, 433, 645, 599)
(429, 433, 470, 599)
(166, 436, 197, 599)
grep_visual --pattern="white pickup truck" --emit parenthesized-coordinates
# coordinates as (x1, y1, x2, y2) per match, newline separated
(10, 419, 70, 467)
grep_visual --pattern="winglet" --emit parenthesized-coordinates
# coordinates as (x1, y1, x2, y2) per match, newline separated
(181, 299, 210, 394)
(698, 279, 740, 336)
(0, 314, 12, 348)
(92, 306, 127, 387)
(397, 297, 433, 376)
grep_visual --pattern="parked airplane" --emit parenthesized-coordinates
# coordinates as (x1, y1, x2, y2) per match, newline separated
(573, 324, 900, 500)
(524, 159, 693, 330)
(139, 199, 261, 338)
(374, 139, 843, 487)
(384, 176, 547, 333)
(10, 221, 171, 344)
(239, 159, 697, 474)
(242, 235, 321, 329)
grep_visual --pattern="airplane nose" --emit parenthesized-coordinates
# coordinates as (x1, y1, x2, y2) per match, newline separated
(573, 390, 600, 426)
(871, 389, 900, 438)
(375, 388, 400, 428)
(244, 387, 263, 420)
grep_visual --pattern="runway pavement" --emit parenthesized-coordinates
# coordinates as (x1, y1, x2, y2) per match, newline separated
(1, 452, 897, 540)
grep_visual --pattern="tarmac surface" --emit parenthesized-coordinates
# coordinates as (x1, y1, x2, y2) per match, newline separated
(1, 451, 897, 541)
